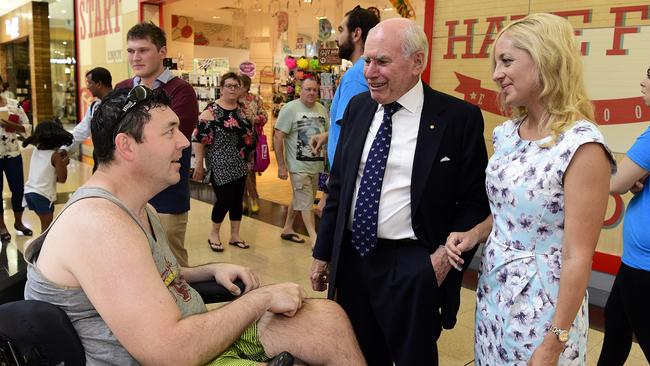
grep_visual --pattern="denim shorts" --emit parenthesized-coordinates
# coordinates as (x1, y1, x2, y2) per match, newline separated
(24, 192, 54, 214)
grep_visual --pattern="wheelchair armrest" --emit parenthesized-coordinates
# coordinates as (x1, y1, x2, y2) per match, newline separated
(0, 300, 86, 365)
(190, 279, 246, 304)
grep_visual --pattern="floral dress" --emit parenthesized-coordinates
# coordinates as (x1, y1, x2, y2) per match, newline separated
(239, 93, 268, 128)
(192, 103, 255, 186)
(475, 119, 615, 365)
(0, 97, 30, 158)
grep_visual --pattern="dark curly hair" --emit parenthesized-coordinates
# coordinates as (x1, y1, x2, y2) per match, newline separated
(22, 120, 73, 150)
(345, 6, 380, 44)
(220, 72, 241, 87)
(85, 67, 112, 88)
(91, 88, 171, 166)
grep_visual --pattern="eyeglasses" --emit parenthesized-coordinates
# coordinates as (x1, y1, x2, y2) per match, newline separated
(112, 84, 152, 144)
(222, 83, 240, 90)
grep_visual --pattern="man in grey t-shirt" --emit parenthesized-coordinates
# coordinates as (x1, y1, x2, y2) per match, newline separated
(274, 77, 328, 247)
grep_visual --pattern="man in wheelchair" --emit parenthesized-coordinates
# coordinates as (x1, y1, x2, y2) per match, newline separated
(21, 87, 366, 365)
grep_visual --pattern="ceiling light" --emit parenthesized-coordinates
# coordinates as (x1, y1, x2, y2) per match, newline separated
(316, 16, 327, 19)
(212, 16, 220, 19)
(61, 9, 66, 14)
(383, 7, 393, 11)
(304, 0, 312, 2)
(62, 41, 67, 45)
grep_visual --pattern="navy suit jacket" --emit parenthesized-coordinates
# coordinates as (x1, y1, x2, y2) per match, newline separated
(313, 81, 490, 328)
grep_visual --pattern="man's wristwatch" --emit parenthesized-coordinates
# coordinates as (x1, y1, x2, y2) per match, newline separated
(549, 325, 569, 342)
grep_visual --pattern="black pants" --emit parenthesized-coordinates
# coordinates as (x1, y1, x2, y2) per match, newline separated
(597, 262, 650, 365)
(336, 235, 441, 366)
(210, 175, 246, 223)
(0, 156, 25, 213)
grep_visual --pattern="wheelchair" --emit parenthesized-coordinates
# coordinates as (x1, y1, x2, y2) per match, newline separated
(0, 279, 294, 366)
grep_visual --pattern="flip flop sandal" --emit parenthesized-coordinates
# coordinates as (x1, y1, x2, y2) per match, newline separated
(280, 233, 305, 243)
(14, 225, 33, 236)
(208, 239, 224, 252)
(0, 228, 10, 241)
(229, 240, 250, 249)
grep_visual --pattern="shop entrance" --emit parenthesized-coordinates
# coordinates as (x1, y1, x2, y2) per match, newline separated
(1, 39, 31, 118)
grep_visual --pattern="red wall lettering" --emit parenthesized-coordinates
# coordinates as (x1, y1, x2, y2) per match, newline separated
(443, 19, 478, 59)
(607, 6, 649, 55)
(78, 0, 122, 40)
(443, 7, 650, 60)
(553, 9, 592, 55)
(79, 0, 86, 39)
(475, 17, 506, 58)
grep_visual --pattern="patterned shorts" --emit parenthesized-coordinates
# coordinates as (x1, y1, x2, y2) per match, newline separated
(205, 323, 270, 366)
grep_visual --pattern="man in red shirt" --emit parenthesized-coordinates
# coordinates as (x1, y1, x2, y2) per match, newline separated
(115, 22, 198, 266)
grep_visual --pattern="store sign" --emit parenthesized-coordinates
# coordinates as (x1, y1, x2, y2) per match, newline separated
(5, 17, 19, 39)
(318, 48, 340, 65)
(296, 36, 305, 49)
(443, 6, 648, 60)
(50, 57, 77, 65)
(430, 1, 650, 270)
(439, 5, 650, 132)
(239, 61, 256, 77)
(106, 49, 122, 63)
(78, 0, 122, 40)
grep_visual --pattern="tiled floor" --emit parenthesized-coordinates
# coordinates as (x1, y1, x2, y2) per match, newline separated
(2, 148, 648, 365)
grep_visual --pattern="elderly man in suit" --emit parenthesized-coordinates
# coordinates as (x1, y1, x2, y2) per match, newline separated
(310, 17, 490, 365)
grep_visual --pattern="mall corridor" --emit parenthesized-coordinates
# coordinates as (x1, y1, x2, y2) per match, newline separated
(0, 147, 647, 365)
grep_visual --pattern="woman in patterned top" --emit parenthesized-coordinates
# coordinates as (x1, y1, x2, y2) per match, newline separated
(238, 74, 268, 214)
(192, 72, 256, 252)
(444, 13, 615, 365)
(0, 92, 33, 241)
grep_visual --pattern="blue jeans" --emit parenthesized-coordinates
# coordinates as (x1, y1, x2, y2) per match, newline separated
(0, 155, 25, 213)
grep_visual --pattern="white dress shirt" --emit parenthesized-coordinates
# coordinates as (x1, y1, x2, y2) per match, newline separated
(133, 67, 174, 89)
(63, 101, 99, 152)
(348, 80, 423, 240)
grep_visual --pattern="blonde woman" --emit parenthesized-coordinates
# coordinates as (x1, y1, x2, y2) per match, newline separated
(445, 13, 615, 365)
(237, 74, 268, 213)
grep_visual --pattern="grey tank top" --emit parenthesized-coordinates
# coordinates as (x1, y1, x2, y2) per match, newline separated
(24, 187, 207, 365)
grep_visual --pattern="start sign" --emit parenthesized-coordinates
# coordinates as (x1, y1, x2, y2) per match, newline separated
(318, 48, 341, 66)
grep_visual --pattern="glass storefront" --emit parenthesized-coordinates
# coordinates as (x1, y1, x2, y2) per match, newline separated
(2, 40, 30, 118)
(48, 0, 77, 123)
(1, 0, 76, 124)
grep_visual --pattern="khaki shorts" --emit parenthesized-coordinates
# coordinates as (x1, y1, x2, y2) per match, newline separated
(290, 172, 318, 211)
(157, 212, 189, 267)
(205, 323, 270, 366)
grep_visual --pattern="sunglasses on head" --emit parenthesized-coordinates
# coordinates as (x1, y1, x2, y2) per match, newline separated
(112, 85, 153, 144)
(118, 85, 152, 122)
